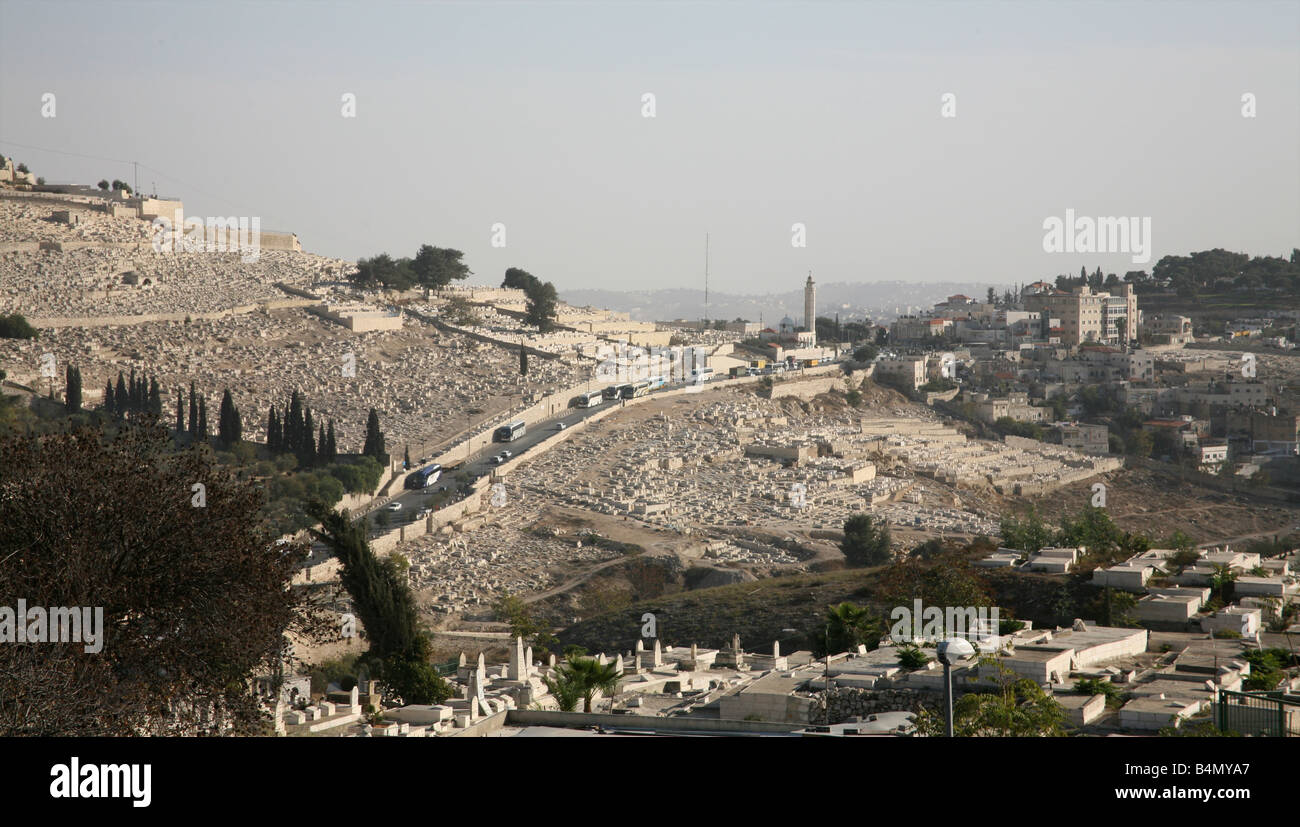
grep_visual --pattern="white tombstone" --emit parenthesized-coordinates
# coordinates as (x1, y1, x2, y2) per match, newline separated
(614, 654, 624, 676)
(509, 636, 525, 681)
(653, 639, 663, 667)
(773, 640, 781, 658)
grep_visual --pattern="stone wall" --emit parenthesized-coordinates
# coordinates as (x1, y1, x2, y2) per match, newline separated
(807, 686, 944, 724)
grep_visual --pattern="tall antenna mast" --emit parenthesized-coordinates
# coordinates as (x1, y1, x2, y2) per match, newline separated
(704, 233, 710, 324)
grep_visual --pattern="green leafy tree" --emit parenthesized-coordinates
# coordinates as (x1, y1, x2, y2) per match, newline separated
(502, 267, 542, 292)
(0, 313, 39, 339)
(878, 550, 991, 611)
(411, 245, 472, 289)
(841, 513, 892, 567)
(852, 343, 878, 362)
(999, 506, 1052, 554)
(0, 423, 319, 735)
(917, 658, 1068, 737)
(524, 280, 559, 333)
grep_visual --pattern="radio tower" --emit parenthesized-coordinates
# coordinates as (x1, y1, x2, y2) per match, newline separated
(704, 233, 710, 325)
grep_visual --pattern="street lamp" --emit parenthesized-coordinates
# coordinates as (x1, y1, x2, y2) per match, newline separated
(936, 637, 975, 738)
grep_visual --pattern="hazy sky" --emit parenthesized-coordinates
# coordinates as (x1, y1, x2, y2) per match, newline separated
(2, 1, 1297, 295)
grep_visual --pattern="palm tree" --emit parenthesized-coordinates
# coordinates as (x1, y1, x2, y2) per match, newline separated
(1209, 564, 1237, 605)
(823, 602, 882, 655)
(544, 657, 622, 713)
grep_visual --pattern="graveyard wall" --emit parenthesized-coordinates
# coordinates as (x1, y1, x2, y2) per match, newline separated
(28, 296, 320, 328)
(769, 370, 865, 401)
(260, 231, 302, 252)
(446, 709, 510, 736)
(506, 709, 804, 734)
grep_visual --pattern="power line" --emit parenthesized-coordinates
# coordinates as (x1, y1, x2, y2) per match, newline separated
(0, 138, 251, 212)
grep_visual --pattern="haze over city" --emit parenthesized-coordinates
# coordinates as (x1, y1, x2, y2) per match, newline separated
(2, 0, 1297, 295)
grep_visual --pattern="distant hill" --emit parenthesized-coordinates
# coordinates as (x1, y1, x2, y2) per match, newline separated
(560, 281, 1013, 324)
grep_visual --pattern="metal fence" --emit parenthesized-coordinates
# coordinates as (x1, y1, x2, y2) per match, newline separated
(1216, 688, 1300, 736)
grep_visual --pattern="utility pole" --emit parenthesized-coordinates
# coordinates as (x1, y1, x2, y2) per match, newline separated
(704, 233, 710, 325)
(133, 161, 138, 196)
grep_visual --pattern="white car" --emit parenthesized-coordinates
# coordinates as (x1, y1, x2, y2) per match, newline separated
(385, 502, 402, 512)
(556, 422, 567, 430)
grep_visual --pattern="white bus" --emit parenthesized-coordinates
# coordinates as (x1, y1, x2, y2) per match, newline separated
(494, 420, 526, 442)
(577, 390, 604, 408)
(621, 380, 651, 399)
(691, 367, 715, 384)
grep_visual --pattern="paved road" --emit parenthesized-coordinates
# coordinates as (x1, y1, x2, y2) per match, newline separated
(366, 378, 716, 533)
(365, 365, 840, 535)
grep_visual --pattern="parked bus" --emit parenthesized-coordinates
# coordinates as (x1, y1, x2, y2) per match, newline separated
(621, 380, 651, 399)
(494, 420, 526, 442)
(577, 390, 604, 408)
(691, 367, 715, 384)
(601, 385, 622, 400)
(647, 375, 667, 391)
(404, 463, 442, 490)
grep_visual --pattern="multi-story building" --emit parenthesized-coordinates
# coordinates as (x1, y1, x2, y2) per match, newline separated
(971, 392, 1044, 424)
(874, 356, 927, 391)
(890, 316, 951, 342)
(1227, 410, 1300, 455)
(1023, 285, 1139, 346)
(1056, 422, 1110, 455)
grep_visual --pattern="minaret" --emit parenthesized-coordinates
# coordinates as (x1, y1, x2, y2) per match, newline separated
(804, 271, 816, 345)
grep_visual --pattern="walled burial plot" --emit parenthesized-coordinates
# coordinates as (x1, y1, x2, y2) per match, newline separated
(0, 307, 586, 452)
(500, 393, 1015, 549)
(403, 500, 625, 616)
(0, 198, 349, 319)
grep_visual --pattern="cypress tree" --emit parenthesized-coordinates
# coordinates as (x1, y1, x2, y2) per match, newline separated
(267, 406, 281, 453)
(230, 401, 242, 444)
(148, 377, 162, 418)
(64, 364, 81, 413)
(175, 388, 184, 433)
(115, 372, 128, 418)
(286, 391, 303, 455)
(188, 382, 198, 437)
(403, 445, 411, 469)
(197, 394, 209, 442)
(219, 389, 235, 445)
(362, 408, 386, 464)
(318, 423, 328, 464)
(104, 380, 116, 416)
(325, 420, 337, 463)
(301, 407, 316, 466)
(520, 346, 528, 377)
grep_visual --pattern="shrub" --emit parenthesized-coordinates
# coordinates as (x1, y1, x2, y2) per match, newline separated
(897, 645, 931, 669)
(0, 313, 38, 340)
